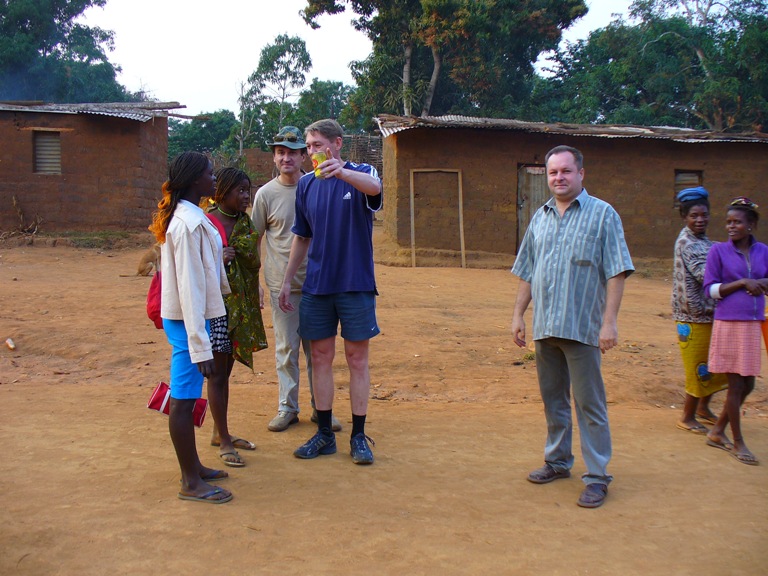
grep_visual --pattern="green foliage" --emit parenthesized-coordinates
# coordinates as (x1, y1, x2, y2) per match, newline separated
(629, 0, 767, 29)
(239, 34, 312, 148)
(302, 0, 588, 118)
(538, 0, 768, 131)
(251, 34, 312, 98)
(294, 78, 354, 128)
(299, 0, 767, 132)
(0, 0, 133, 102)
(344, 47, 420, 128)
(167, 110, 239, 161)
(419, 0, 588, 113)
(233, 33, 364, 149)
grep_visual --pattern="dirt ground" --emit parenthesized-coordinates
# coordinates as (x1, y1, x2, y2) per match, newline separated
(1, 228, 767, 576)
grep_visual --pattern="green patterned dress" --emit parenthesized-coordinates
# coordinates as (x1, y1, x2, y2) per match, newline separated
(225, 212, 268, 369)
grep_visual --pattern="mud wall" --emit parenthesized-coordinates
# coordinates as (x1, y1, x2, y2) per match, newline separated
(0, 111, 168, 233)
(382, 128, 768, 259)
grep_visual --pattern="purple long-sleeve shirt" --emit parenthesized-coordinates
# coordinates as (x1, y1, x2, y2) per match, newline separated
(703, 236, 768, 321)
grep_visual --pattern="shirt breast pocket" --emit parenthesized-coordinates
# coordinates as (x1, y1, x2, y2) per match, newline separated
(570, 232, 600, 267)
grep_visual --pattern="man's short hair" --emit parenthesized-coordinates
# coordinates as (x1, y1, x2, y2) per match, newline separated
(545, 145, 584, 170)
(304, 119, 344, 141)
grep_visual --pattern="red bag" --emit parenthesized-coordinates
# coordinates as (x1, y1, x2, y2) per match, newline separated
(147, 381, 208, 428)
(146, 271, 163, 329)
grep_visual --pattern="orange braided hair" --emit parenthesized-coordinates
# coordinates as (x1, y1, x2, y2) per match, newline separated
(148, 151, 210, 243)
(148, 181, 176, 243)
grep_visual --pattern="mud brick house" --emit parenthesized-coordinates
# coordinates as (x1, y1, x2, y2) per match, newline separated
(375, 115, 768, 263)
(0, 102, 181, 234)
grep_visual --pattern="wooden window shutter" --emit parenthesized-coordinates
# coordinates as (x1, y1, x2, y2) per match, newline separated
(34, 131, 61, 174)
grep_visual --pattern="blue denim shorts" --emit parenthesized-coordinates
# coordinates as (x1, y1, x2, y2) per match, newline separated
(163, 318, 210, 400)
(299, 291, 380, 341)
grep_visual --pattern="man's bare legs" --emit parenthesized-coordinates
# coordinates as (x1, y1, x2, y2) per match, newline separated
(345, 339, 370, 416)
(307, 336, 370, 421)
(310, 336, 336, 410)
(293, 336, 374, 463)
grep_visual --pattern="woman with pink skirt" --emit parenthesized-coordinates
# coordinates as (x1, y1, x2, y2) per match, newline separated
(703, 197, 768, 465)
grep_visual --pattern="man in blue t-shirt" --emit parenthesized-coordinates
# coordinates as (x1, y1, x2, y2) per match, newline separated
(279, 119, 382, 465)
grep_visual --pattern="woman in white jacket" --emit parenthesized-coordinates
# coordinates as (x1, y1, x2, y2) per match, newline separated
(149, 151, 233, 504)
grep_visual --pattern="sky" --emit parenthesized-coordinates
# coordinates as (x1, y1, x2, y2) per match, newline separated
(79, 0, 634, 117)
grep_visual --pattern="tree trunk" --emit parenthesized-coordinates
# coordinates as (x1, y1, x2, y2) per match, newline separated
(403, 43, 413, 116)
(238, 112, 244, 157)
(421, 45, 441, 117)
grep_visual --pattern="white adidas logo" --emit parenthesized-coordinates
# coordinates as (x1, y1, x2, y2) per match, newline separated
(343, 192, 351, 200)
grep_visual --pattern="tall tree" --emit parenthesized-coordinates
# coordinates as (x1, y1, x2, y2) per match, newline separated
(302, 0, 587, 117)
(243, 34, 312, 127)
(345, 43, 428, 129)
(238, 34, 312, 151)
(233, 82, 259, 157)
(543, 0, 768, 130)
(302, 0, 421, 116)
(0, 0, 131, 102)
(630, 0, 768, 130)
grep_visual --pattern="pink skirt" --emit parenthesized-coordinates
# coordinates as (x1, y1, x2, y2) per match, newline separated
(709, 320, 762, 376)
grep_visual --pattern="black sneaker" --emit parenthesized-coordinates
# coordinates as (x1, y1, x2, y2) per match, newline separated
(350, 433, 375, 465)
(293, 431, 336, 459)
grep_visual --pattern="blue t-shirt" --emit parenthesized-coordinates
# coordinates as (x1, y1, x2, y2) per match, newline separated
(292, 161, 382, 295)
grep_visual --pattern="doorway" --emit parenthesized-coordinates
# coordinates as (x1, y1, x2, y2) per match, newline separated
(516, 165, 548, 252)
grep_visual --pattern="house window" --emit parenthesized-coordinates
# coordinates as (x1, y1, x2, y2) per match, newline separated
(34, 131, 61, 174)
(673, 170, 702, 207)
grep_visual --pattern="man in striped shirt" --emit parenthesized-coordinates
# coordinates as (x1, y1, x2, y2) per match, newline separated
(511, 145, 634, 509)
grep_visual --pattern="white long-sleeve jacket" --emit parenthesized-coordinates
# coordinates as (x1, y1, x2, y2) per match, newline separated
(160, 200, 230, 363)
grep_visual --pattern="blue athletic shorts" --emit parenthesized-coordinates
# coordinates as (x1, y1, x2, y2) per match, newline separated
(163, 318, 210, 400)
(299, 291, 380, 341)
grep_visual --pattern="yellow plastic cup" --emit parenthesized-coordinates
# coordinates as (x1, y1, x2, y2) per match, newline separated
(311, 152, 327, 178)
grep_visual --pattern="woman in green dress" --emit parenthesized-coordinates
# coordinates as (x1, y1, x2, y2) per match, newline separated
(205, 167, 268, 467)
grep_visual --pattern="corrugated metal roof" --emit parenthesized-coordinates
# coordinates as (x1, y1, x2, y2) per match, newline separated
(79, 109, 154, 122)
(0, 101, 184, 122)
(375, 114, 768, 144)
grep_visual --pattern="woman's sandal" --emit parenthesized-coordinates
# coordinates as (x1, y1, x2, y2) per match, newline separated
(219, 450, 246, 467)
(211, 435, 256, 450)
(730, 450, 759, 466)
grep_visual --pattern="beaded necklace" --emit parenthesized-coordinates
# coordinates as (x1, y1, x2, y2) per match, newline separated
(217, 206, 237, 218)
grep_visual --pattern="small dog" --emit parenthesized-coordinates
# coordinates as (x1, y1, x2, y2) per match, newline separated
(137, 243, 161, 276)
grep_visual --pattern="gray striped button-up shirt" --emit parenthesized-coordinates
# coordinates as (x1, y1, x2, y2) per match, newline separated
(512, 189, 634, 347)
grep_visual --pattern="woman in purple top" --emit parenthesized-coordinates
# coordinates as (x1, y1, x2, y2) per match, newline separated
(703, 197, 768, 465)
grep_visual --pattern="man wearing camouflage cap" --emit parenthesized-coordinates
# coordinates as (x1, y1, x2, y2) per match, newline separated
(251, 126, 342, 433)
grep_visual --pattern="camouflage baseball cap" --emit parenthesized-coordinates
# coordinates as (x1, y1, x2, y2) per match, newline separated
(267, 126, 306, 150)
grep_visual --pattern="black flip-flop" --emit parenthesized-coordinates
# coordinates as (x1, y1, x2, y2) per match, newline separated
(706, 438, 734, 452)
(677, 421, 708, 435)
(696, 413, 718, 425)
(177, 487, 233, 504)
(730, 450, 760, 466)
(202, 469, 229, 481)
